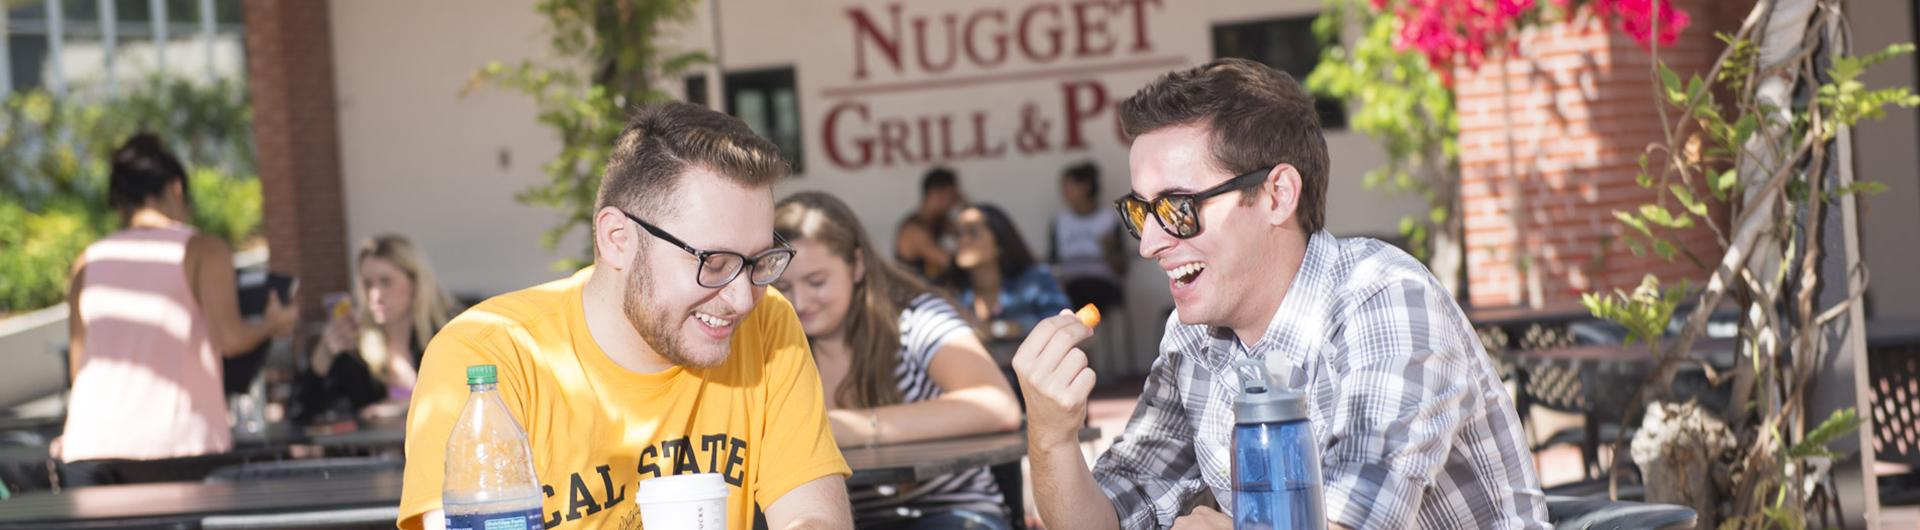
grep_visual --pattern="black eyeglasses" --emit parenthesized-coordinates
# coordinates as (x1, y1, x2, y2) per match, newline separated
(621, 211, 796, 288)
(1114, 165, 1273, 240)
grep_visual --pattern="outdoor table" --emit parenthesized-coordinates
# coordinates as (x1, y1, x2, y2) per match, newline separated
(232, 420, 406, 455)
(0, 469, 403, 529)
(306, 422, 407, 452)
(1500, 337, 1739, 480)
(0, 428, 1096, 528)
(842, 428, 1096, 488)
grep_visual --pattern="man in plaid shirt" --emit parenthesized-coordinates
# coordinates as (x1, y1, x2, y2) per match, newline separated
(1008, 59, 1549, 530)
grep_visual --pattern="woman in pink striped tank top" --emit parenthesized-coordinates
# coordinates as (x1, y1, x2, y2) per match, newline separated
(58, 134, 298, 487)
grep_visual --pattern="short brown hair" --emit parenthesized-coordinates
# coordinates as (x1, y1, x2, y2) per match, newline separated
(1118, 58, 1330, 234)
(596, 102, 790, 217)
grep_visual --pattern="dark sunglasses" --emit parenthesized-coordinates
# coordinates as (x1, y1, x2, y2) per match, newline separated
(621, 211, 796, 288)
(1114, 165, 1273, 240)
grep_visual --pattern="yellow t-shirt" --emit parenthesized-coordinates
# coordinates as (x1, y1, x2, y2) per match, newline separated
(398, 268, 849, 530)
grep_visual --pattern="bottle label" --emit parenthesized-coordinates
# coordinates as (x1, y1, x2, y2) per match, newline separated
(447, 508, 545, 530)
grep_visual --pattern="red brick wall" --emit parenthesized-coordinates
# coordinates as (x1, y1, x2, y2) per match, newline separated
(244, 0, 349, 317)
(1456, 5, 1730, 310)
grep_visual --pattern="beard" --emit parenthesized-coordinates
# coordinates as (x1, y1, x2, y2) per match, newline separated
(621, 254, 729, 369)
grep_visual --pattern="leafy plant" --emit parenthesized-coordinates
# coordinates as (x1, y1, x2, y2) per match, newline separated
(1579, 2, 1912, 526)
(0, 76, 259, 313)
(1365, 0, 1908, 526)
(1581, 275, 1688, 351)
(467, 0, 708, 270)
(1307, 0, 1460, 276)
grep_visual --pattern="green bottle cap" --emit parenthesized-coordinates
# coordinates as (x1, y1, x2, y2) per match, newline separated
(466, 364, 498, 386)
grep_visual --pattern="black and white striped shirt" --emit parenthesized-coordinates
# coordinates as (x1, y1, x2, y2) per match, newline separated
(1092, 232, 1549, 529)
(850, 293, 1007, 524)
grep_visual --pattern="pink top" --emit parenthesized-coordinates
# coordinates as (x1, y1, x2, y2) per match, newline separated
(61, 224, 232, 462)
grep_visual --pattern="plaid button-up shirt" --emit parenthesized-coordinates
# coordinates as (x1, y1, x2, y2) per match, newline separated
(1092, 232, 1549, 530)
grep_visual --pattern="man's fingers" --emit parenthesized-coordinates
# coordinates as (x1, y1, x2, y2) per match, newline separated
(1044, 347, 1090, 390)
(1010, 312, 1073, 375)
(1028, 316, 1095, 380)
(1065, 365, 1097, 401)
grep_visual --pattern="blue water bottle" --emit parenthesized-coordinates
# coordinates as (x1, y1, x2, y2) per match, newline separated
(1231, 359, 1327, 530)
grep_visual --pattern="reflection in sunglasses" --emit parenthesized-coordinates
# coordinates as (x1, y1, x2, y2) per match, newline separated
(1112, 165, 1275, 240)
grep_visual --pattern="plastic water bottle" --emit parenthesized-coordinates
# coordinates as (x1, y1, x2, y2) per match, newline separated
(1231, 359, 1327, 530)
(444, 365, 546, 530)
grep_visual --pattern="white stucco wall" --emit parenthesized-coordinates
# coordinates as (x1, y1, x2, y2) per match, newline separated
(1848, 0, 1920, 320)
(328, 0, 1424, 373)
(329, 0, 571, 297)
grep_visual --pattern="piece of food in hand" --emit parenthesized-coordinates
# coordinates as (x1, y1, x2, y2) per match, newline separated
(1075, 304, 1102, 329)
(330, 297, 352, 319)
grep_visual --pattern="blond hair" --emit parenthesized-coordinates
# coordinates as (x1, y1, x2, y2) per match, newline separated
(354, 235, 456, 380)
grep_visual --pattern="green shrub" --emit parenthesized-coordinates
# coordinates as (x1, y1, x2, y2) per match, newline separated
(0, 77, 258, 314)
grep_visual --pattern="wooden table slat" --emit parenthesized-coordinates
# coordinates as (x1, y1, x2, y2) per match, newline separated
(0, 428, 1097, 527)
(0, 471, 402, 528)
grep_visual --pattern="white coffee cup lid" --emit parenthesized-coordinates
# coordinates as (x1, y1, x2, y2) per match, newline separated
(633, 473, 730, 504)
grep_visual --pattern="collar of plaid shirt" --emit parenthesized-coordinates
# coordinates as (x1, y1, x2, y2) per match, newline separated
(1194, 230, 1338, 378)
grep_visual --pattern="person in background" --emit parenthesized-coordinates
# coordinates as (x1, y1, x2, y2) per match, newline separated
(950, 204, 1070, 341)
(59, 133, 298, 486)
(774, 192, 1022, 530)
(1049, 161, 1130, 310)
(896, 167, 964, 281)
(295, 235, 457, 423)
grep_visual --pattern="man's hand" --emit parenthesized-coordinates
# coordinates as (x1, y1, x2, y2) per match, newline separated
(1171, 506, 1232, 530)
(1009, 310, 1096, 450)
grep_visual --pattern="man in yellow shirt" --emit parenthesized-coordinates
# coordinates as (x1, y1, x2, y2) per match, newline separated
(399, 102, 854, 530)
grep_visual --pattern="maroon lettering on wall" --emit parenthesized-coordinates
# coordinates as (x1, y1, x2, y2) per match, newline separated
(823, 80, 1133, 171)
(878, 120, 913, 165)
(913, 14, 962, 73)
(824, 101, 874, 168)
(973, 112, 1008, 159)
(826, 1, 1176, 172)
(1017, 4, 1065, 63)
(1120, 0, 1161, 52)
(848, 4, 904, 80)
(1071, 0, 1116, 57)
(841, 0, 1162, 81)
(1060, 80, 1109, 150)
(963, 10, 1010, 67)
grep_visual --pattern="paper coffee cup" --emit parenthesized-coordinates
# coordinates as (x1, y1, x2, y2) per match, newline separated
(634, 473, 729, 530)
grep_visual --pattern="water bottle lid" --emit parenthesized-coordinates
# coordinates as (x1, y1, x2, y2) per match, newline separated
(466, 364, 498, 386)
(1234, 359, 1309, 424)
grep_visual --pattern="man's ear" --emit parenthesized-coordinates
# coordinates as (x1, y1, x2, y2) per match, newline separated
(593, 206, 637, 271)
(1261, 164, 1303, 230)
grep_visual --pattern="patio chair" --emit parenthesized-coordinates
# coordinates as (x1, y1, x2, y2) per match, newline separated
(1868, 320, 1920, 506)
(1511, 353, 1623, 480)
(991, 461, 1028, 530)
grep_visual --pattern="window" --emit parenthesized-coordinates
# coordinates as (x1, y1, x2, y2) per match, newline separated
(685, 66, 805, 174)
(3, 0, 247, 95)
(1212, 15, 1347, 130)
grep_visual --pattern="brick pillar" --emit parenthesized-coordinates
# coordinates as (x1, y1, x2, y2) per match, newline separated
(1456, 4, 1731, 310)
(243, 0, 348, 316)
